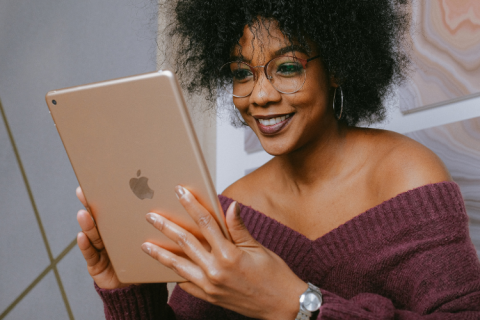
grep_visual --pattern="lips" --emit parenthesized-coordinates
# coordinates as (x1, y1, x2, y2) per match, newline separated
(254, 113, 294, 135)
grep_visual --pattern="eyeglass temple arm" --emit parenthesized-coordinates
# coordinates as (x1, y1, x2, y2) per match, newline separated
(306, 55, 322, 62)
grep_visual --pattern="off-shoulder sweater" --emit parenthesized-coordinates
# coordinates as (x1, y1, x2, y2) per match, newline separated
(95, 182, 480, 319)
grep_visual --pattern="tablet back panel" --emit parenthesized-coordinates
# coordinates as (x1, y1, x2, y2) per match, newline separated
(46, 71, 227, 283)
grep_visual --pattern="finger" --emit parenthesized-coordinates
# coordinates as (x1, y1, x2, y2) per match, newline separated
(142, 242, 206, 286)
(225, 201, 258, 247)
(77, 209, 104, 250)
(175, 186, 234, 253)
(146, 212, 211, 268)
(77, 232, 101, 267)
(76, 186, 88, 208)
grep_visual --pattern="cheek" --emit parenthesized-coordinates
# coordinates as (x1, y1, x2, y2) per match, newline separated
(296, 74, 331, 113)
(232, 97, 250, 113)
(283, 89, 327, 117)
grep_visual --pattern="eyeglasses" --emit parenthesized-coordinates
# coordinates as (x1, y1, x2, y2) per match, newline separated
(220, 55, 321, 98)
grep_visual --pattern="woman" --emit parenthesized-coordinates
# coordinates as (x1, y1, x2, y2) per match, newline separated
(76, 0, 480, 319)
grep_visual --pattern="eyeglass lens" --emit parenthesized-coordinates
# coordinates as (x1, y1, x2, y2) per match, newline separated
(221, 56, 307, 97)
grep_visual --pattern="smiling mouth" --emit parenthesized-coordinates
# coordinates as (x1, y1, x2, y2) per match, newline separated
(254, 113, 294, 135)
(257, 114, 291, 126)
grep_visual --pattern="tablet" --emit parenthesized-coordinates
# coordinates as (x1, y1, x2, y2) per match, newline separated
(46, 70, 229, 283)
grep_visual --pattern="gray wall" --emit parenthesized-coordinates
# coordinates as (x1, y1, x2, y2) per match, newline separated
(0, 0, 158, 319)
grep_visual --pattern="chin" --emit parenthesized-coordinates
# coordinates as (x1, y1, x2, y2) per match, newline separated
(259, 140, 295, 156)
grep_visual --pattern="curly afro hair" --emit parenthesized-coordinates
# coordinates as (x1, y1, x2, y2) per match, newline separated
(160, 0, 410, 126)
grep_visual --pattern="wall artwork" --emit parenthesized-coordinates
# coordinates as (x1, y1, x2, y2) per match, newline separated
(399, 0, 480, 113)
(406, 116, 480, 257)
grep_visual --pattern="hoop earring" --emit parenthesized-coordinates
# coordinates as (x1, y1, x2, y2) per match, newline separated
(332, 87, 343, 120)
(232, 103, 248, 126)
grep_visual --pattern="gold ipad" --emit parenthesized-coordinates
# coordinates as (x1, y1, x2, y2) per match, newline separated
(46, 70, 229, 283)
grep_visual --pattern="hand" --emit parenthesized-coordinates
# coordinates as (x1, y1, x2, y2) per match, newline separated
(76, 187, 129, 289)
(141, 186, 308, 320)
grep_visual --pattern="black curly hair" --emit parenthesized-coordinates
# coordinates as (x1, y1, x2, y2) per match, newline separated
(160, 0, 410, 126)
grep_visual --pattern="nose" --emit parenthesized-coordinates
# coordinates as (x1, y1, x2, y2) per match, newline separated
(249, 69, 281, 107)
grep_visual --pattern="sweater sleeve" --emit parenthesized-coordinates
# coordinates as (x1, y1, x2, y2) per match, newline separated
(94, 282, 176, 320)
(314, 194, 480, 319)
(314, 243, 480, 320)
(318, 289, 480, 319)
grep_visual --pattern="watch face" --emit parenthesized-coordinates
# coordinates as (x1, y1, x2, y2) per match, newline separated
(301, 292, 322, 312)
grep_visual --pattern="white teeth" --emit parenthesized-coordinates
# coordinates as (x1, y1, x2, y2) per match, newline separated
(258, 115, 291, 126)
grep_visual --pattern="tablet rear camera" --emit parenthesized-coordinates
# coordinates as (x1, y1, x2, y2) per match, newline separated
(52, 100, 57, 105)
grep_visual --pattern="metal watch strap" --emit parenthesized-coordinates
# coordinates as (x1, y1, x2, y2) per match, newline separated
(295, 308, 311, 320)
(295, 283, 322, 320)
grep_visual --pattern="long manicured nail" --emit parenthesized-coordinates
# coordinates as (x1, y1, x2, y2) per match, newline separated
(141, 243, 152, 255)
(146, 212, 156, 224)
(175, 185, 186, 199)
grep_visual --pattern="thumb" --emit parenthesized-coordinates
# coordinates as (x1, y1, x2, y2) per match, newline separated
(226, 201, 257, 247)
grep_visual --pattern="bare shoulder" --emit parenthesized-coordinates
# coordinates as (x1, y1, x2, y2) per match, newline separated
(221, 161, 272, 207)
(362, 128, 452, 200)
(221, 175, 251, 202)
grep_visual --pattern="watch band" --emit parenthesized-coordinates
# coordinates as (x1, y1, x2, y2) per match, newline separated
(295, 308, 311, 320)
(295, 283, 322, 320)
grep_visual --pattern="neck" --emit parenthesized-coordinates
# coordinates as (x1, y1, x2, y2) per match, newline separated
(274, 120, 350, 194)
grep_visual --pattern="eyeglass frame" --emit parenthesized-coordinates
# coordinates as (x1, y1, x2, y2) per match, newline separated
(220, 54, 322, 98)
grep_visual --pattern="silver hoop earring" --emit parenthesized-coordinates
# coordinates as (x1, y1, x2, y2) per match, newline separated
(332, 87, 343, 120)
(232, 104, 248, 126)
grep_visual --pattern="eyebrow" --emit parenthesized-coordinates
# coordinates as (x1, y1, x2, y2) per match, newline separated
(230, 44, 311, 63)
(274, 45, 309, 57)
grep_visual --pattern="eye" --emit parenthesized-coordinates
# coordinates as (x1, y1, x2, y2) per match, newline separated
(275, 62, 303, 77)
(232, 68, 253, 83)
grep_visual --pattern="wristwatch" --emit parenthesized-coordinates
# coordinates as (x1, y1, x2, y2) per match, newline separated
(295, 282, 322, 320)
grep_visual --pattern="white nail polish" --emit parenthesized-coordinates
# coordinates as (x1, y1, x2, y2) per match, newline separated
(147, 213, 156, 224)
(175, 185, 186, 199)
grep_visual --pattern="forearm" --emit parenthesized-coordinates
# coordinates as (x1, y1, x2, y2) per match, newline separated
(318, 289, 480, 320)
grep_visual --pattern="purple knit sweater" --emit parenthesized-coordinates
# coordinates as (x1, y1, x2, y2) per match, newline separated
(96, 182, 480, 319)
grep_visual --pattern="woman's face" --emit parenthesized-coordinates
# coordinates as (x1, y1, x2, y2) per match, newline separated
(232, 21, 337, 156)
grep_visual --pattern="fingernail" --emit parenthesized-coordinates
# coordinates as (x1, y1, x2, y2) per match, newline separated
(146, 213, 156, 224)
(142, 243, 152, 255)
(234, 201, 240, 216)
(175, 185, 186, 199)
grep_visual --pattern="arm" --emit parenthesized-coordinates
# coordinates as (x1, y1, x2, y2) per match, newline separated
(318, 247, 480, 320)
(315, 185, 480, 319)
(319, 290, 480, 320)
(316, 236, 480, 320)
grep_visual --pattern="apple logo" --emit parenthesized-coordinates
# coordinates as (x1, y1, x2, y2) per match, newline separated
(129, 170, 154, 200)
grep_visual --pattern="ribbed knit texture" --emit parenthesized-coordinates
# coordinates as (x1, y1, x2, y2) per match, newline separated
(96, 182, 480, 319)
(95, 282, 172, 319)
